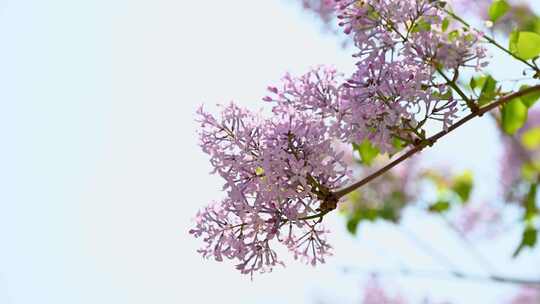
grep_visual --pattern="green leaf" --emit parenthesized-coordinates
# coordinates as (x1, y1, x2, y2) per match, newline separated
(513, 226, 538, 257)
(521, 162, 540, 181)
(534, 17, 540, 34)
(448, 30, 460, 42)
(478, 75, 497, 106)
(509, 31, 540, 60)
(442, 17, 450, 32)
(392, 137, 406, 152)
(509, 30, 519, 54)
(353, 140, 380, 166)
(501, 98, 528, 134)
(470, 75, 487, 91)
(519, 85, 540, 108)
(346, 217, 360, 235)
(411, 18, 432, 33)
(452, 171, 473, 203)
(524, 183, 538, 221)
(469, 77, 477, 91)
(381, 191, 405, 222)
(428, 200, 451, 213)
(488, 0, 510, 22)
(522, 127, 540, 149)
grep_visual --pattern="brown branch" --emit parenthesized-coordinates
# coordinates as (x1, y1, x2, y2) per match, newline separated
(334, 84, 540, 199)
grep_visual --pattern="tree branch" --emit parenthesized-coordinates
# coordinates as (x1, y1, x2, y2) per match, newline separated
(334, 84, 540, 199)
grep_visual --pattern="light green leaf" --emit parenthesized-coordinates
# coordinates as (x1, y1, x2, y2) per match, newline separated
(392, 137, 406, 152)
(521, 163, 537, 181)
(411, 18, 431, 33)
(442, 17, 450, 32)
(478, 75, 497, 106)
(470, 75, 488, 91)
(353, 140, 380, 166)
(448, 30, 460, 42)
(488, 0, 510, 22)
(509, 31, 540, 60)
(501, 98, 528, 134)
(522, 127, 540, 149)
(534, 17, 540, 34)
(428, 200, 451, 213)
(452, 171, 473, 203)
(509, 30, 519, 54)
(519, 85, 540, 108)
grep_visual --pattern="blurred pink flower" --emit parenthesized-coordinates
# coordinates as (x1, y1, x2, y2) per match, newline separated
(453, 201, 502, 237)
(508, 285, 540, 304)
(362, 277, 407, 304)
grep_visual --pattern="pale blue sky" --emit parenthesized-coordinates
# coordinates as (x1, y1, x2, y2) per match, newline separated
(0, 1, 538, 303)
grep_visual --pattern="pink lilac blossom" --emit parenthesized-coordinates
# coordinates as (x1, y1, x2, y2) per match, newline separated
(508, 285, 540, 304)
(274, 1, 489, 153)
(448, 0, 492, 18)
(360, 277, 540, 304)
(449, 0, 535, 30)
(193, 0, 491, 276)
(298, 0, 336, 25)
(334, 0, 486, 149)
(191, 102, 349, 276)
(453, 201, 502, 237)
(264, 64, 458, 154)
(336, 0, 488, 69)
(297, 0, 535, 36)
(342, 58, 458, 152)
(361, 277, 407, 304)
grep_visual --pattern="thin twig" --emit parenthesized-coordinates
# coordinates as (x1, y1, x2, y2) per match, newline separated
(399, 226, 461, 271)
(443, 8, 539, 74)
(441, 216, 499, 274)
(341, 266, 540, 286)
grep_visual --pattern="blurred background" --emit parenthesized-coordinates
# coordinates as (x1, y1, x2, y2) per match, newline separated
(0, 1, 539, 303)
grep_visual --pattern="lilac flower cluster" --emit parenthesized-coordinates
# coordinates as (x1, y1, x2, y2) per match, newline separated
(191, 102, 349, 276)
(298, 0, 533, 33)
(337, 0, 488, 69)
(299, 0, 336, 25)
(361, 277, 406, 304)
(264, 64, 456, 154)
(333, 0, 488, 150)
(191, 0, 492, 276)
(453, 201, 501, 237)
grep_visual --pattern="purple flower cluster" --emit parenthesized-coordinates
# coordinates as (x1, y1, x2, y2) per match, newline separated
(191, 0, 492, 277)
(333, 0, 488, 150)
(361, 277, 406, 304)
(191, 102, 349, 276)
(508, 285, 540, 304)
(299, 0, 336, 25)
(337, 0, 487, 68)
(264, 64, 457, 154)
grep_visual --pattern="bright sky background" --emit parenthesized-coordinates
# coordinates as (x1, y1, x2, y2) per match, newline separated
(0, 1, 539, 303)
